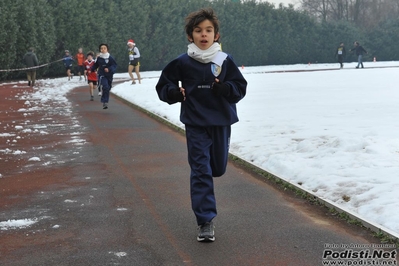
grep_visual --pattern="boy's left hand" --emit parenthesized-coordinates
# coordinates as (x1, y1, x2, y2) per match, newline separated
(180, 86, 186, 101)
(104, 68, 109, 73)
(212, 78, 229, 96)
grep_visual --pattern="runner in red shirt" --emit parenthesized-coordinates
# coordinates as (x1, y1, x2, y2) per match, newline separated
(83, 51, 98, 101)
(75, 48, 86, 81)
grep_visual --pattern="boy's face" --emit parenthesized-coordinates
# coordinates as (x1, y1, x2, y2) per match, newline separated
(189, 19, 219, 50)
(100, 45, 108, 53)
(87, 55, 93, 60)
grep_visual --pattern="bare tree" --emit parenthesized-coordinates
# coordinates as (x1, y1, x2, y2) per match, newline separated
(329, 0, 347, 20)
(299, 0, 329, 21)
(299, 0, 399, 28)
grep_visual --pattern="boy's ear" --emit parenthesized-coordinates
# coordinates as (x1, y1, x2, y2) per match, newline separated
(214, 33, 220, 42)
(187, 35, 193, 42)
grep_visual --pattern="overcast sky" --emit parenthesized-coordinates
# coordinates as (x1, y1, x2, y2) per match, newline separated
(263, 0, 297, 6)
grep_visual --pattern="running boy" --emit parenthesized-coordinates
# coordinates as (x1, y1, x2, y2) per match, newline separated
(83, 51, 97, 101)
(62, 50, 74, 80)
(91, 44, 117, 109)
(95, 52, 102, 96)
(127, 39, 141, 84)
(155, 8, 247, 242)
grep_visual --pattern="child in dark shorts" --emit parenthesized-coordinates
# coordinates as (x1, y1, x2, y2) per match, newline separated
(62, 50, 74, 80)
(75, 48, 86, 81)
(83, 51, 98, 101)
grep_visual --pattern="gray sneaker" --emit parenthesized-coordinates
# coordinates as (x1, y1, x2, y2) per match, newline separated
(197, 221, 215, 242)
(102, 103, 108, 109)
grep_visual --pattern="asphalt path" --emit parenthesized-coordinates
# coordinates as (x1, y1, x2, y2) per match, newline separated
(0, 84, 383, 266)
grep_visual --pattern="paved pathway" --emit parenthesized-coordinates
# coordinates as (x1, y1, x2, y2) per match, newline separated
(0, 83, 385, 266)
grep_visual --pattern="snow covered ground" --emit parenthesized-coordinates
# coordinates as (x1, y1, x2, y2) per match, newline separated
(1, 60, 399, 238)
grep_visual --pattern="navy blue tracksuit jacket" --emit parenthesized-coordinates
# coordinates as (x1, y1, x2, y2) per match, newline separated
(92, 55, 117, 103)
(156, 52, 247, 225)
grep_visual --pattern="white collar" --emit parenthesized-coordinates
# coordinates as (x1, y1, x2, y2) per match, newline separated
(187, 43, 221, 64)
(99, 52, 110, 59)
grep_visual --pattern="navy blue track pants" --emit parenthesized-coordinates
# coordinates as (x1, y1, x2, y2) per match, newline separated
(99, 76, 112, 103)
(185, 125, 231, 225)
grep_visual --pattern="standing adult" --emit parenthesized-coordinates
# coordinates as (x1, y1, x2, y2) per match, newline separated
(335, 42, 346, 69)
(350, 41, 367, 68)
(127, 39, 141, 84)
(23, 47, 39, 86)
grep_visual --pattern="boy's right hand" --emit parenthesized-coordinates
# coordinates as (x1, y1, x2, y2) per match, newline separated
(168, 89, 185, 102)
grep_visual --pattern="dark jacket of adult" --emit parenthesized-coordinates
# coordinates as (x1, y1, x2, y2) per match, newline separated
(351, 45, 367, 56)
(23, 51, 39, 68)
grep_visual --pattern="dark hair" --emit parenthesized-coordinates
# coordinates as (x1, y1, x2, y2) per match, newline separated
(99, 43, 109, 52)
(87, 51, 94, 57)
(185, 8, 220, 42)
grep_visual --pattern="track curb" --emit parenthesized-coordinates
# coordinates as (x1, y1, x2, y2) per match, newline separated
(228, 155, 399, 243)
(111, 89, 399, 245)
